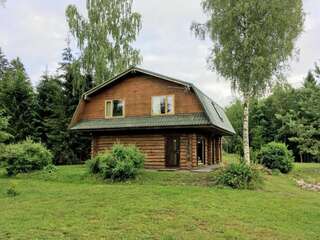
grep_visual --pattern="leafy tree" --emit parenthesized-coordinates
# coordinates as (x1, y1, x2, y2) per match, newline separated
(0, 58, 36, 141)
(192, 0, 304, 164)
(0, 109, 12, 144)
(303, 71, 317, 88)
(224, 100, 243, 154)
(66, 0, 142, 86)
(0, 47, 9, 79)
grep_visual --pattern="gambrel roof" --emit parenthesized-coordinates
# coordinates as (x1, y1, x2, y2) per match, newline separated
(70, 67, 235, 135)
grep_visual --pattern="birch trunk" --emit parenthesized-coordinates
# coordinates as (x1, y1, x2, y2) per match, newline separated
(243, 95, 250, 164)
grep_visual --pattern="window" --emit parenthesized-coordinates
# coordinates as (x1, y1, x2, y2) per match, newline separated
(105, 99, 124, 118)
(152, 95, 174, 115)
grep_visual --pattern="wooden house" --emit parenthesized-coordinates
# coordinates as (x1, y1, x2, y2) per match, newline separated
(69, 67, 235, 169)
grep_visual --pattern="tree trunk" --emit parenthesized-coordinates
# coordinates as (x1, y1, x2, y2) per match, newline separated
(243, 95, 250, 164)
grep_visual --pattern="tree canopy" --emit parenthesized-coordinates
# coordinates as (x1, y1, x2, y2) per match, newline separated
(66, 0, 142, 87)
(192, 0, 304, 163)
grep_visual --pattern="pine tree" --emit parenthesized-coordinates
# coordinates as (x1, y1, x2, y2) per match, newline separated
(35, 71, 68, 164)
(58, 43, 91, 163)
(0, 58, 36, 141)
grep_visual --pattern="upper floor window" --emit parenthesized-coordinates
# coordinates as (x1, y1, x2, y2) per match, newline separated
(152, 95, 174, 115)
(105, 99, 124, 118)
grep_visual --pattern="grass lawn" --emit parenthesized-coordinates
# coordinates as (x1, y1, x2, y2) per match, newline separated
(0, 161, 320, 240)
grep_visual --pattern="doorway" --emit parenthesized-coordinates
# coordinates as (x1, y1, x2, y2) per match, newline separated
(165, 136, 180, 167)
(197, 136, 206, 166)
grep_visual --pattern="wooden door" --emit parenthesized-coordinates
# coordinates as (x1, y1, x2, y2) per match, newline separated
(165, 136, 180, 167)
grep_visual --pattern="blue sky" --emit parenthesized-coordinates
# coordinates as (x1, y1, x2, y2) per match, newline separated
(0, 0, 319, 106)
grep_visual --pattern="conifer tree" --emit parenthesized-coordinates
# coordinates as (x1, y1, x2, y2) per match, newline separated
(0, 58, 36, 141)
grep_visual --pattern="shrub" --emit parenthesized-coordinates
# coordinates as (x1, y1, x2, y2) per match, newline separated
(44, 164, 58, 173)
(6, 182, 18, 197)
(88, 144, 145, 181)
(1, 139, 53, 176)
(258, 142, 294, 173)
(214, 163, 263, 189)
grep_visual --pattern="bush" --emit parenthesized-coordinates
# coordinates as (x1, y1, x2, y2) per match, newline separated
(6, 182, 18, 197)
(214, 163, 263, 189)
(88, 144, 145, 181)
(1, 139, 53, 176)
(258, 142, 294, 173)
(44, 164, 58, 173)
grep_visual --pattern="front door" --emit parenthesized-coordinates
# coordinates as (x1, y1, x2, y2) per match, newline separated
(197, 136, 205, 165)
(165, 136, 180, 167)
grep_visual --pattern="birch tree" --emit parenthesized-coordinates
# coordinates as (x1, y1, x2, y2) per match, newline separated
(66, 0, 142, 86)
(192, 0, 304, 164)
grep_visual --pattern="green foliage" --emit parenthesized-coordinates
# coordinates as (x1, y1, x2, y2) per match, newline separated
(86, 156, 101, 174)
(192, 0, 304, 163)
(258, 142, 294, 173)
(66, 0, 142, 86)
(0, 58, 36, 142)
(88, 144, 145, 181)
(6, 182, 18, 197)
(58, 44, 91, 164)
(0, 47, 9, 78)
(44, 164, 58, 173)
(213, 163, 263, 189)
(0, 109, 12, 144)
(225, 77, 320, 163)
(35, 72, 68, 164)
(1, 139, 53, 176)
(192, 0, 304, 97)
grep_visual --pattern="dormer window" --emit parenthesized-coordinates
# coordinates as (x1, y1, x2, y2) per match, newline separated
(105, 99, 125, 118)
(152, 95, 174, 115)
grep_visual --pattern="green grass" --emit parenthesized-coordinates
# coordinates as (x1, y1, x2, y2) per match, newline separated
(0, 163, 320, 239)
(290, 163, 320, 184)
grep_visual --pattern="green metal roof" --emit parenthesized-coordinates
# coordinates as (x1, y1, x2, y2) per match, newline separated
(70, 113, 211, 130)
(73, 67, 235, 135)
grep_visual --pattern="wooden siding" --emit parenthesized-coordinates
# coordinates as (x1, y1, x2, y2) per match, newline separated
(93, 134, 166, 169)
(91, 133, 223, 169)
(81, 75, 203, 120)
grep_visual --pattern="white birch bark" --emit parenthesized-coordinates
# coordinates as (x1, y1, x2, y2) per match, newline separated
(243, 95, 250, 164)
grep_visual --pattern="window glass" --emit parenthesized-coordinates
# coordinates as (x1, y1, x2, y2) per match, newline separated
(112, 100, 124, 117)
(105, 101, 112, 118)
(167, 96, 173, 114)
(152, 96, 161, 115)
(160, 97, 166, 114)
(152, 95, 174, 115)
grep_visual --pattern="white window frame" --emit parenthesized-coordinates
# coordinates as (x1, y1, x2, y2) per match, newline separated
(151, 95, 175, 116)
(105, 99, 125, 118)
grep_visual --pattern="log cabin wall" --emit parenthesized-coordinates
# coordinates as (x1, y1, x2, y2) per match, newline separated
(91, 132, 219, 170)
(80, 75, 204, 120)
(93, 134, 165, 169)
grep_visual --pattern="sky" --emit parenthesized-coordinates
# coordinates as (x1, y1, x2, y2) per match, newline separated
(0, 0, 319, 106)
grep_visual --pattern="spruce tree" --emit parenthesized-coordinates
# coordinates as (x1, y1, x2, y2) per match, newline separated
(59, 44, 91, 163)
(0, 58, 36, 141)
(35, 71, 69, 164)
